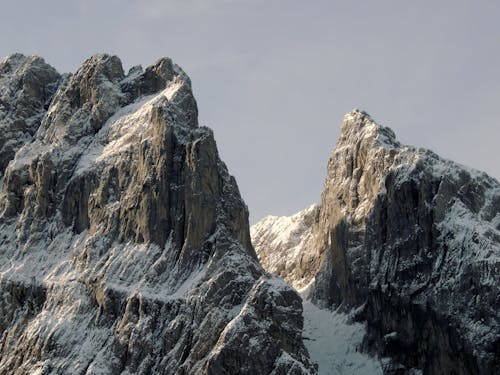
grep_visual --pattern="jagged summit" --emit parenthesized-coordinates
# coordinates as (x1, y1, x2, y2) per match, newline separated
(1, 53, 34, 72)
(0, 54, 316, 374)
(0, 53, 61, 178)
(253, 110, 499, 374)
(338, 109, 400, 149)
(0, 53, 56, 75)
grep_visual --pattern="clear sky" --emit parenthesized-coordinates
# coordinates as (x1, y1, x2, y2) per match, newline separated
(1, 0, 499, 223)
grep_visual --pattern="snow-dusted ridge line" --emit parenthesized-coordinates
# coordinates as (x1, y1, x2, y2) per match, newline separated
(0, 53, 317, 374)
(251, 204, 320, 290)
(252, 109, 500, 374)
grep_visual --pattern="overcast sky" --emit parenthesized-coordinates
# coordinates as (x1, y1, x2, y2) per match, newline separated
(1, 0, 498, 223)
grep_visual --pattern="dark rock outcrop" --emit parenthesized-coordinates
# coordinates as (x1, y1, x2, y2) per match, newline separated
(253, 110, 499, 374)
(0, 53, 316, 374)
(0, 54, 61, 179)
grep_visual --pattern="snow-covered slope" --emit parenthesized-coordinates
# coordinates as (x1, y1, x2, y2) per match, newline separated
(302, 301, 383, 375)
(0, 54, 316, 374)
(252, 206, 386, 375)
(252, 110, 500, 374)
(251, 204, 319, 290)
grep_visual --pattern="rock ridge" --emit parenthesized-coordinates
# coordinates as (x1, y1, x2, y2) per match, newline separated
(0, 54, 61, 180)
(253, 110, 499, 374)
(0, 53, 316, 374)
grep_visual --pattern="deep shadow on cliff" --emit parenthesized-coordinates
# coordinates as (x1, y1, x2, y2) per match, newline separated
(254, 110, 499, 374)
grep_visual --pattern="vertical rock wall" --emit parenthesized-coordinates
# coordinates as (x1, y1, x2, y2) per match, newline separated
(253, 110, 499, 374)
(0, 54, 316, 374)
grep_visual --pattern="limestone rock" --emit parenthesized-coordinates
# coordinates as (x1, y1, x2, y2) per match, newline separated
(0, 54, 316, 374)
(251, 204, 319, 291)
(0, 54, 61, 180)
(253, 110, 500, 374)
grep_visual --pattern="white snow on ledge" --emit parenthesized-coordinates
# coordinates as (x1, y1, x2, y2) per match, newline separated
(302, 301, 383, 375)
(73, 78, 185, 176)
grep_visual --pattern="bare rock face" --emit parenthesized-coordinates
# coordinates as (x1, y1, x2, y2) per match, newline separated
(0, 54, 316, 374)
(253, 110, 499, 375)
(0, 54, 61, 179)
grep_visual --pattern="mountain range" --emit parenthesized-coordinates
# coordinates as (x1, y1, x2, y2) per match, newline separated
(0, 53, 498, 375)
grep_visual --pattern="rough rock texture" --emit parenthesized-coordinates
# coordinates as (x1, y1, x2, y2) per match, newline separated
(0, 53, 316, 374)
(251, 205, 319, 291)
(0, 54, 61, 180)
(252, 110, 500, 375)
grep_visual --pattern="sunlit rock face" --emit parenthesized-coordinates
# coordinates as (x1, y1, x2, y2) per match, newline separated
(0, 53, 316, 375)
(251, 204, 320, 291)
(253, 110, 500, 375)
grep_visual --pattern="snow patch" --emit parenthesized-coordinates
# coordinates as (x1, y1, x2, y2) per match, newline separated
(251, 204, 318, 290)
(302, 301, 383, 375)
(74, 78, 185, 175)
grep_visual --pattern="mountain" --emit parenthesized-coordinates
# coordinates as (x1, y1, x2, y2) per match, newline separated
(252, 110, 500, 374)
(0, 54, 316, 374)
(2, 52, 498, 375)
(251, 204, 319, 292)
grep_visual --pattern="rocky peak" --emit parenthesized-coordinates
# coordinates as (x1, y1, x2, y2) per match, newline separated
(0, 54, 316, 374)
(121, 57, 181, 99)
(0, 53, 57, 81)
(0, 53, 60, 178)
(45, 55, 123, 140)
(0, 53, 25, 71)
(253, 110, 499, 374)
(337, 109, 399, 149)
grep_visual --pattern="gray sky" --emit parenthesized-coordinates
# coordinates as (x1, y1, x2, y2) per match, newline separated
(1, 0, 499, 223)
